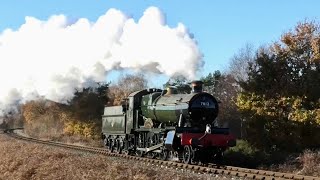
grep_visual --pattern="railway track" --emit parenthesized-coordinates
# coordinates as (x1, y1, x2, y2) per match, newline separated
(4, 130, 320, 180)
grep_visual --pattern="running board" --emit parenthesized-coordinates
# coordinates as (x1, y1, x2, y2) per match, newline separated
(136, 143, 163, 153)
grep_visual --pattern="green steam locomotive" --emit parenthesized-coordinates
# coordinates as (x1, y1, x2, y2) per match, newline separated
(101, 81, 236, 164)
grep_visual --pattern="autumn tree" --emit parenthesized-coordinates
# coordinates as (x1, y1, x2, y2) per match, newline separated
(237, 21, 320, 152)
(201, 71, 242, 137)
(22, 100, 65, 138)
(108, 74, 148, 106)
(21, 82, 109, 139)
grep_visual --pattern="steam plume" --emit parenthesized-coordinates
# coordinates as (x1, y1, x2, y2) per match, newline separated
(0, 6, 203, 115)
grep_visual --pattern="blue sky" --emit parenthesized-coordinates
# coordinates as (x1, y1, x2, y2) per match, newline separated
(1, 0, 320, 78)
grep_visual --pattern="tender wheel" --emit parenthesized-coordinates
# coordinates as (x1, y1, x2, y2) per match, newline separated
(183, 145, 192, 164)
(122, 141, 130, 155)
(115, 140, 122, 154)
(104, 137, 112, 152)
(110, 144, 114, 153)
(103, 138, 108, 147)
(108, 139, 114, 152)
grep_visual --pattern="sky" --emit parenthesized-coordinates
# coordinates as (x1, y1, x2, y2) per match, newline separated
(0, 1, 319, 113)
(1, 1, 320, 74)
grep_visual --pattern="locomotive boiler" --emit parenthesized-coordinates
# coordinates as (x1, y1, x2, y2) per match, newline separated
(101, 81, 236, 164)
(140, 83, 219, 129)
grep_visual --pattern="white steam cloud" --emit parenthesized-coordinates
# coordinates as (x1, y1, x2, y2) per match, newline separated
(0, 6, 203, 115)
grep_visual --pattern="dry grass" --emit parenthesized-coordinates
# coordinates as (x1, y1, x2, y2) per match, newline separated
(296, 150, 320, 176)
(0, 134, 224, 180)
(264, 150, 320, 177)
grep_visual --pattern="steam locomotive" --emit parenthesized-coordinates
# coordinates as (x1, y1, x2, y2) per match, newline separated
(101, 81, 236, 164)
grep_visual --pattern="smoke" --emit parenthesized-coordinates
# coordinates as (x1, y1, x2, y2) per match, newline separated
(0, 6, 203, 115)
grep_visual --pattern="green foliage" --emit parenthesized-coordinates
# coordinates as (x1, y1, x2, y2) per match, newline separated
(237, 21, 320, 152)
(224, 140, 264, 168)
(201, 70, 221, 87)
(163, 75, 191, 94)
(69, 85, 108, 122)
(238, 94, 320, 151)
(227, 140, 259, 156)
(201, 70, 221, 94)
(65, 83, 109, 137)
(225, 140, 295, 168)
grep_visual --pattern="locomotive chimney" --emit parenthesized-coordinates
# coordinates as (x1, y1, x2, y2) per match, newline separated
(191, 80, 203, 93)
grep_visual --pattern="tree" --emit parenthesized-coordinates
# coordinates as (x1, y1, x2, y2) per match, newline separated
(68, 83, 109, 122)
(201, 71, 242, 137)
(22, 99, 65, 138)
(21, 82, 110, 139)
(163, 75, 192, 94)
(237, 21, 320, 152)
(201, 70, 221, 94)
(61, 83, 109, 138)
(108, 74, 148, 106)
(229, 43, 255, 82)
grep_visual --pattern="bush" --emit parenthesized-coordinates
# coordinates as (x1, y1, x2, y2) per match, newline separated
(224, 140, 291, 168)
(224, 140, 263, 168)
(228, 140, 258, 156)
(298, 150, 320, 176)
(63, 121, 99, 139)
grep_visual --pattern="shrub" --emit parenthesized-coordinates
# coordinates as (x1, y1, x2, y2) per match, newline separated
(298, 150, 320, 176)
(227, 139, 258, 156)
(224, 140, 264, 168)
(63, 121, 98, 138)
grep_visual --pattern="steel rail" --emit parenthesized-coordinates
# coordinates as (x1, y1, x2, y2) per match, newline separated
(5, 131, 320, 180)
